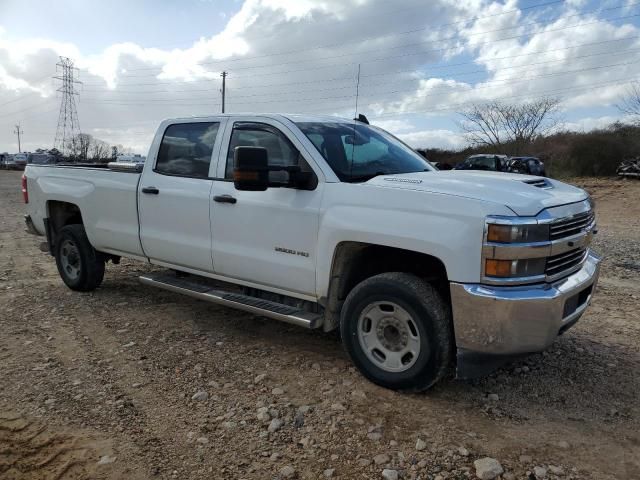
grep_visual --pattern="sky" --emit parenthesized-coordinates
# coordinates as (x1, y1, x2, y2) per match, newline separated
(0, 0, 639, 154)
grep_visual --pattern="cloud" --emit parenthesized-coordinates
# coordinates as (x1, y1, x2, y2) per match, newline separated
(398, 129, 467, 150)
(562, 114, 636, 132)
(373, 118, 415, 133)
(0, 0, 637, 153)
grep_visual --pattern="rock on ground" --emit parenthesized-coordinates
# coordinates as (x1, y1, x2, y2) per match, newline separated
(279, 465, 296, 479)
(373, 453, 391, 465)
(381, 469, 399, 480)
(474, 457, 504, 480)
(191, 391, 208, 402)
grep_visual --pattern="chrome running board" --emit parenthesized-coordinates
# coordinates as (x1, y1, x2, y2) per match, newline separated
(139, 273, 322, 329)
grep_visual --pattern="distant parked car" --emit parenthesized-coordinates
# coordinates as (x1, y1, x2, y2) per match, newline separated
(508, 156, 546, 177)
(116, 153, 146, 164)
(454, 154, 508, 172)
(2, 153, 27, 170)
(27, 153, 58, 165)
(10, 153, 28, 170)
(431, 162, 453, 170)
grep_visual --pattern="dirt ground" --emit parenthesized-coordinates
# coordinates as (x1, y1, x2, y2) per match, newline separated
(1, 170, 638, 480)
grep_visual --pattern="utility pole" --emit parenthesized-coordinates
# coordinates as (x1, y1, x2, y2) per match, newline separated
(220, 71, 227, 114)
(14, 124, 23, 153)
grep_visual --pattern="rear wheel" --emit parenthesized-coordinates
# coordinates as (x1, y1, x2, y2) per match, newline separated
(340, 272, 453, 391)
(54, 224, 105, 291)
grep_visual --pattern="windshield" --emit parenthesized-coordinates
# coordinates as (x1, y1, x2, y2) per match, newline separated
(466, 156, 497, 169)
(29, 154, 52, 164)
(295, 121, 432, 182)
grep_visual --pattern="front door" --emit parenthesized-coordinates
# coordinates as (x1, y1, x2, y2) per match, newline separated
(210, 118, 323, 297)
(139, 119, 224, 272)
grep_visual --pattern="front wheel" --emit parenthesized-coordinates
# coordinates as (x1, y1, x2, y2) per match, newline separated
(340, 272, 453, 392)
(54, 224, 105, 291)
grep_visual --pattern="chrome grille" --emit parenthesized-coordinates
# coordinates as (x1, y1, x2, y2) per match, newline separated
(549, 210, 595, 240)
(545, 248, 587, 278)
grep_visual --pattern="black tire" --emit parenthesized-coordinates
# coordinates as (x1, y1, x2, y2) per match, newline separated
(340, 272, 453, 392)
(54, 224, 105, 291)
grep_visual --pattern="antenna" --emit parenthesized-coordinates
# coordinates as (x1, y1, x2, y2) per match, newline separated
(353, 63, 361, 120)
(349, 64, 361, 181)
(53, 57, 82, 158)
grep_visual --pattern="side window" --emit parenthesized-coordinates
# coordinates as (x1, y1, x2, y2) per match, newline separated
(156, 122, 219, 178)
(225, 122, 302, 180)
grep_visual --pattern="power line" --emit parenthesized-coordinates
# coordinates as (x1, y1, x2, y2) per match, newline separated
(8, 42, 639, 129)
(0, 97, 57, 121)
(228, 11, 640, 79)
(215, 7, 640, 74)
(141, 0, 567, 55)
(18, 76, 637, 145)
(78, 30, 640, 96)
(96, 0, 567, 74)
(370, 77, 640, 118)
(0, 73, 55, 109)
(78, 5, 640, 83)
(78, 45, 640, 103)
(76, 57, 640, 109)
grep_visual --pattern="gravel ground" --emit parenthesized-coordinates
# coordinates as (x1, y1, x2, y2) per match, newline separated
(0, 171, 639, 480)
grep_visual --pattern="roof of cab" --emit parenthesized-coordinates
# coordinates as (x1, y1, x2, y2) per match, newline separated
(161, 113, 355, 124)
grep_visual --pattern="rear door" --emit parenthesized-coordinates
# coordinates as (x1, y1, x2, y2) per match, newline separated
(138, 119, 225, 272)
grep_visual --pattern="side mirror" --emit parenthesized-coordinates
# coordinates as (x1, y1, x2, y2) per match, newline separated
(233, 146, 269, 191)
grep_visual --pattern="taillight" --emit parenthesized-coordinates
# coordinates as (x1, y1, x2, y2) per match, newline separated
(21, 174, 28, 203)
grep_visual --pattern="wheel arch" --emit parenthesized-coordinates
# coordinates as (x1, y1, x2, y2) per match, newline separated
(45, 201, 84, 255)
(321, 241, 449, 332)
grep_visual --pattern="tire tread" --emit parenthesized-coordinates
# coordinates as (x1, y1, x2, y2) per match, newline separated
(340, 272, 453, 392)
(55, 224, 105, 291)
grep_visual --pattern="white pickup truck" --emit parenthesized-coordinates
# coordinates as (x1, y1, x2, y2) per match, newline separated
(23, 114, 600, 391)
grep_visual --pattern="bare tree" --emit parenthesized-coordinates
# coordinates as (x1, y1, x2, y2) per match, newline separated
(616, 82, 640, 121)
(90, 138, 111, 163)
(66, 133, 92, 161)
(64, 134, 114, 162)
(63, 135, 133, 163)
(458, 97, 561, 153)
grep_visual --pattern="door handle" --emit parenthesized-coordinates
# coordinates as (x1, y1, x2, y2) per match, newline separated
(213, 195, 237, 204)
(142, 186, 159, 194)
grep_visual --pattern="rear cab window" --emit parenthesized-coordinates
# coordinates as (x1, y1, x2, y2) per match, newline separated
(155, 122, 220, 178)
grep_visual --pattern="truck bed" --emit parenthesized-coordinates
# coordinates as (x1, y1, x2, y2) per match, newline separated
(25, 164, 146, 259)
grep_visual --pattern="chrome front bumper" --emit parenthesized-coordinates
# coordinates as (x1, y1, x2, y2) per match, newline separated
(450, 250, 601, 355)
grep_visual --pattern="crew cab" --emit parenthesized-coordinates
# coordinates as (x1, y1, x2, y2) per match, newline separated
(22, 114, 600, 391)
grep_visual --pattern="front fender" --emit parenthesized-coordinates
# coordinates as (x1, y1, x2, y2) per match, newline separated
(315, 183, 514, 299)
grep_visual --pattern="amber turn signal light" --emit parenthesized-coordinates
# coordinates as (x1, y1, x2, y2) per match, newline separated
(486, 224, 512, 243)
(485, 259, 513, 277)
(233, 171, 259, 181)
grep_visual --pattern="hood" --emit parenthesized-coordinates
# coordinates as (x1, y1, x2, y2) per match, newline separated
(366, 170, 587, 216)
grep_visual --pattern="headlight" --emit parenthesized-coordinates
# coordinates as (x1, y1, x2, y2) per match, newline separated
(483, 217, 550, 283)
(486, 223, 549, 243)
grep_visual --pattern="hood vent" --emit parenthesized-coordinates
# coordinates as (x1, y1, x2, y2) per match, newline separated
(522, 178, 552, 189)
